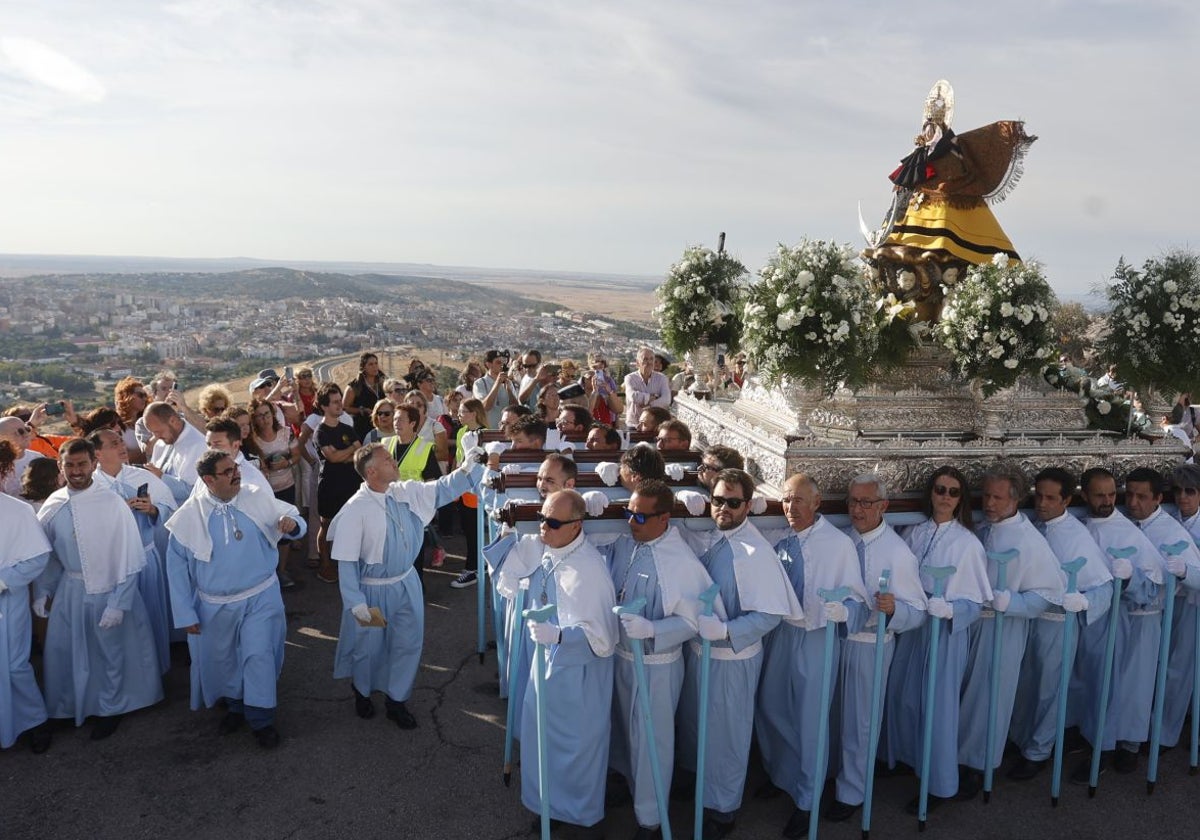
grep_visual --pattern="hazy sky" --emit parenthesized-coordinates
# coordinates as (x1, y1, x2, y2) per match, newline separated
(1, 1, 1196, 297)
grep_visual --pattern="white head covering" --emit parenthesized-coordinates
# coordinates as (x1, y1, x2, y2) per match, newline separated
(1040, 511, 1113, 594)
(723, 519, 804, 621)
(165, 482, 297, 563)
(903, 518, 993, 604)
(1, 492, 51, 571)
(978, 513, 1065, 605)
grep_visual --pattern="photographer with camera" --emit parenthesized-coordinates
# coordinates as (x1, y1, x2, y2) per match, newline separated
(473, 349, 519, 429)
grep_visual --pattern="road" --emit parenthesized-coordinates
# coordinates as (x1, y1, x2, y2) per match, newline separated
(4, 535, 1199, 840)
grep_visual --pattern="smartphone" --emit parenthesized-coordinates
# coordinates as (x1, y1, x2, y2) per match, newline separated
(285, 365, 293, 380)
(136, 483, 149, 498)
(44, 401, 66, 416)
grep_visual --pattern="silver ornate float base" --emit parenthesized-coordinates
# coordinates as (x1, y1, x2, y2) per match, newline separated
(674, 348, 1188, 497)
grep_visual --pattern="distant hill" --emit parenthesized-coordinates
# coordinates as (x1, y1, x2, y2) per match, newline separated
(9, 266, 564, 313)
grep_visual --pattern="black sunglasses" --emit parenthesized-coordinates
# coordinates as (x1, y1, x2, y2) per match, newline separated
(933, 484, 963, 498)
(710, 495, 745, 510)
(537, 513, 582, 529)
(624, 508, 665, 525)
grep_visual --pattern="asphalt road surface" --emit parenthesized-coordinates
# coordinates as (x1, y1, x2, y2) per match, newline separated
(4, 533, 1200, 840)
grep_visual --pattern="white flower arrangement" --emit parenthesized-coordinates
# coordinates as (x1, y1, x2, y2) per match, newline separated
(936, 253, 1057, 396)
(740, 239, 878, 394)
(1098, 252, 1200, 396)
(655, 245, 748, 356)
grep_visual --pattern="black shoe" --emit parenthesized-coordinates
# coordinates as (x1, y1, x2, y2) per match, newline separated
(954, 768, 982, 801)
(633, 827, 663, 840)
(823, 799, 861, 822)
(701, 815, 735, 840)
(253, 725, 281, 749)
(670, 774, 695, 802)
(27, 724, 52, 754)
(354, 690, 375, 720)
(1007, 756, 1048, 781)
(754, 779, 784, 799)
(605, 778, 632, 807)
(386, 703, 418, 730)
(904, 793, 949, 816)
(781, 807, 809, 839)
(1114, 748, 1138, 774)
(1069, 753, 1107, 785)
(218, 711, 246, 735)
(90, 714, 123, 741)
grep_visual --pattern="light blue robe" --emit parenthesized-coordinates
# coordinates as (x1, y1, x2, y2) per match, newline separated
(884, 519, 988, 798)
(834, 523, 926, 806)
(518, 554, 615, 827)
(37, 501, 163, 724)
(601, 532, 702, 829)
(1010, 511, 1111, 761)
(756, 521, 866, 812)
(333, 471, 473, 702)
(99, 469, 177, 675)
(676, 535, 780, 815)
(958, 514, 1058, 771)
(0, 496, 51, 749)
(1152, 508, 1200, 748)
(166, 508, 304, 715)
(1071, 511, 1162, 750)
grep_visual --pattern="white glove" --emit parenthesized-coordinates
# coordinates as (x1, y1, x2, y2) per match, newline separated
(823, 602, 849, 623)
(620, 613, 655, 639)
(992, 590, 1012, 613)
(665, 462, 686, 481)
(528, 620, 560, 646)
(501, 463, 522, 475)
(749, 496, 768, 515)
(1167, 555, 1187, 578)
(927, 597, 954, 620)
(1111, 557, 1133, 580)
(675, 490, 707, 516)
(558, 442, 575, 454)
(461, 445, 485, 464)
(98, 607, 124, 629)
(596, 462, 620, 487)
(582, 491, 608, 518)
(499, 522, 517, 538)
(32, 596, 49, 618)
(484, 441, 508, 456)
(351, 603, 372, 624)
(697, 614, 727, 641)
(1062, 592, 1088, 613)
(460, 430, 479, 452)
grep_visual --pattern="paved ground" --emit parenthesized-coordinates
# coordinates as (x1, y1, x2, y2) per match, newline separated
(4, 534, 1200, 840)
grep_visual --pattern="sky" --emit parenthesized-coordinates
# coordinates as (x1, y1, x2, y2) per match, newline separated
(0, 1, 1197, 299)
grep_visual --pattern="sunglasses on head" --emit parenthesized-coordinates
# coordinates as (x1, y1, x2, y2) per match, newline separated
(537, 513, 582, 530)
(624, 508, 665, 525)
(710, 495, 745, 510)
(933, 483, 962, 498)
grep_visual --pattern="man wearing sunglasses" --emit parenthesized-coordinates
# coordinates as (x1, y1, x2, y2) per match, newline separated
(1126, 466, 1200, 759)
(676, 469, 802, 840)
(1005, 468, 1110, 783)
(590, 480, 713, 840)
(493, 489, 617, 839)
(958, 463, 1063, 799)
(754, 474, 868, 837)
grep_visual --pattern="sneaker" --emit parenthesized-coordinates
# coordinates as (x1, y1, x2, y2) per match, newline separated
(278, 572, 296, 590)
(450, 570, 477, 589)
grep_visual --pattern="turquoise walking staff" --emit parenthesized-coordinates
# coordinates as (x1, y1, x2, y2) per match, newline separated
(1192, 538, 1200, 777)
(477, 503, 487, 664)
(917, 563, 955, 831)
(1148, 539, 1189, 794)
(1050, 555, 1087, 806)
(523, 601, 558, 840)
(502, 579, 529, 787)
(692, 582, 721, 840)
(809, 585, 854, 840)
(861, 569, 892, 840)
(1089, 545, 1135, 797)
(613, 596, 672, 840)
(983, 547, 1018, 804)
